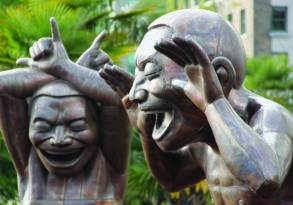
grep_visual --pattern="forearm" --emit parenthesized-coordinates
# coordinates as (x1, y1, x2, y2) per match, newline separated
(141, 137, 201, 191)
(205, 98, 280, 194)
(50, 61, 120, 105)
(0, 96, 30, 175)
(100, 105, 130, 174)
(0, 68, 54, 98)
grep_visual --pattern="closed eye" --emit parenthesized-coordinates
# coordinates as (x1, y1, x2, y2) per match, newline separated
(69, 119, 88, 132)
(144, 63, 161, 80)
(33, 119, 52, 132)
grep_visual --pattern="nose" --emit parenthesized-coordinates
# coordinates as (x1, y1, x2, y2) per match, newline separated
(49, 125, 73, 147)
(129, 77, 148, 104)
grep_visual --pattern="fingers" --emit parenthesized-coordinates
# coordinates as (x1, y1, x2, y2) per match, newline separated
(16, 58, 31, 67)
(154, 40, 186, 67)
(50, 17, 61, 42)
(100, 65, 134, 95)
(30, 38, 53, 61)
(104, 64, 134, 86)
(172, 36, 198, 65)
(93, 53, 110, 68)
(181, 36, 210, 68)
(91, 31, 107, 49)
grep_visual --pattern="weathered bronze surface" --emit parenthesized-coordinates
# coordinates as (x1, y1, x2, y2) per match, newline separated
(100, 9, 293, 205)
(1, 18, 130, 205)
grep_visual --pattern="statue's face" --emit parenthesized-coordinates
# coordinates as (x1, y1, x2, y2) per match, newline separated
(132, 27, 207, 151)
(29, 96, 98, 175)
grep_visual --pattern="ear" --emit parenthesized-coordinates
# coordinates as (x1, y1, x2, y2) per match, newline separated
(211, 56, 236, 96)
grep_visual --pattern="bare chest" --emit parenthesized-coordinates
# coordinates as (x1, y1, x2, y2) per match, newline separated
(19, 150, 125, 205)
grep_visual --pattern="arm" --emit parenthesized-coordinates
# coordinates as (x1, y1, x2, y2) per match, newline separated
(205, 99, 289, 196)
(0, 68, 54, 98)
(0, 96, 29, 175)
(155, 36, 292, 196)
(99, 104, 130, 175)
(0, 68, 54, 174)
(140, 132, 206, 192)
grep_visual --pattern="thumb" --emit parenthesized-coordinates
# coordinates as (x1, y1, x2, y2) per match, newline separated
(16, 58, 31, 67)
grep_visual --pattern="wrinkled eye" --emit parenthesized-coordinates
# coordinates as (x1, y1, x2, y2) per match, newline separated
(69, 120, 88, 132)
(144, 63, 161, 80)
(34, 120, 52, 132)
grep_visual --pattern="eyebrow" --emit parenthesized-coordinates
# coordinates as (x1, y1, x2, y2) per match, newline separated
(136, 53, 156, 69)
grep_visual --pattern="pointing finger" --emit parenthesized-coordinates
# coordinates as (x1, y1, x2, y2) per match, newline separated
(50, 17, 61, 42)
(91, 31, 107, 49)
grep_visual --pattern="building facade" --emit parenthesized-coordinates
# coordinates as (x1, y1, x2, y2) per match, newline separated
(217, 0, 293, 64)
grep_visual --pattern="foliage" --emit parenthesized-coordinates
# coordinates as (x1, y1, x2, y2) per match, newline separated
(125, 129, 171, 205)
(0, 0, 165, 69)
(245, 55, 293, 111)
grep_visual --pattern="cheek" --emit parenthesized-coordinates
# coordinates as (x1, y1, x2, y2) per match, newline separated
(148, 78, 164, 94)
(29, 130, 50, 146)
(73, 129, 98, 145)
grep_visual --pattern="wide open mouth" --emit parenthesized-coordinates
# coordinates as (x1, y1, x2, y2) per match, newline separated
(40, 148, 84, 168)
(152, 109, 175, 141)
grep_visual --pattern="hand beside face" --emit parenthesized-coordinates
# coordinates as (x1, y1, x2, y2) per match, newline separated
(127, 27, 208, 151)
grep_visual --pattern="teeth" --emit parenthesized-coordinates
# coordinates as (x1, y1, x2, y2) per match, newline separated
(152, 110, 174, 140)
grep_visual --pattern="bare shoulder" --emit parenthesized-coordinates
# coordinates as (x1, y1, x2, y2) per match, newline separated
(248, 95, 293, 138)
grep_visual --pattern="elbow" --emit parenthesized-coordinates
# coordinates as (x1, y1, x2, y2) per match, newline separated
(255, 178, 280, 198)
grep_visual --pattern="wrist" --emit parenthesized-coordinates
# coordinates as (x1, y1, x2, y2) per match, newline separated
(50, 58, 72, 75)
(204, 97, 229, 115)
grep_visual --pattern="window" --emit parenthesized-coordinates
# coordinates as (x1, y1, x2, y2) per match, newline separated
(272, 6, 287, 32)
(228, 13, 233, 23)
(240, 9, 246, 34)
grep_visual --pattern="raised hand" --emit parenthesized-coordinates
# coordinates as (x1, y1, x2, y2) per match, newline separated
(155, 36, 224, 111)
(16, 17, 70, 73)
(99, 64, 134, 98)
(77, 31, 113, 69)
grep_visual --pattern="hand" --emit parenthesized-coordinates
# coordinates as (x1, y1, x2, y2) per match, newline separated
(154, 36, 224, 111)
(99, 65, 153, 135)
(76, 31, 113, 69)
(99, 64, 134, 98)
(16, 17, 70, 73)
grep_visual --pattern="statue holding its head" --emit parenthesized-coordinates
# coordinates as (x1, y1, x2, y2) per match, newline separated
(100, 9, 293, 205)
(0, 18, 130, 205)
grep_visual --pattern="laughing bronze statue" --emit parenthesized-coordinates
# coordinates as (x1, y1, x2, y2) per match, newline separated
(0, 18, 130, 205)
(100, 9, 293, 205)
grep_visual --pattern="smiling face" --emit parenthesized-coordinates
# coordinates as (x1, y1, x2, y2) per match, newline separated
(29, 96, 98, 175)
(131, 26, 207, 151)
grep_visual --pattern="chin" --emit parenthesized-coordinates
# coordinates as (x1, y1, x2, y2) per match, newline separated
(142, 103, 207, 152)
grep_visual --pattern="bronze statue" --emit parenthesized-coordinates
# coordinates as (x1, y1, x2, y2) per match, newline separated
(1, 18, 130, 205)
(100, 9, 293, 205)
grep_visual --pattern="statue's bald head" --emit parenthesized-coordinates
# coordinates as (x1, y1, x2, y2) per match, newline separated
(32, 80, 83, 101)
(137, 9, 246, 88)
